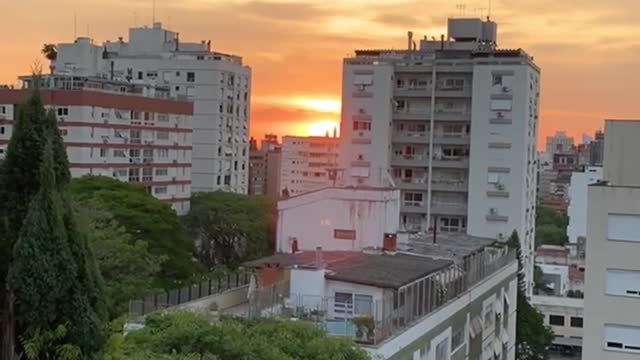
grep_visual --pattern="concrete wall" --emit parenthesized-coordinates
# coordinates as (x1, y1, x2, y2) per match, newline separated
(583, 185, 640, 360)
(175, 285, 249, 313)
(276, 187, 400, 252)
(567, 167, 602, 243)
(603, 120, 640, 187)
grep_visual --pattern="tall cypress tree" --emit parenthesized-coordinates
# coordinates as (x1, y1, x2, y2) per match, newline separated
(1, 86, 106, 358)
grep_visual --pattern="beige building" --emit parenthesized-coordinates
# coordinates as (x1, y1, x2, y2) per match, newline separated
(279, 135, 339, 197)
(248, 134, 281, 197)
(583, 120, 640, 359)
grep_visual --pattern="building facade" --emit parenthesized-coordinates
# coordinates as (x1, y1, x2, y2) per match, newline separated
(532, 296, 584, 348)
(583, 120, 640, 359)
(51, 22, 251, 193)
(0, 75, 193, 214)
(566, 166, 602, 244)
(337, 18, 539, 292)
(545, 131, 575, 155)
(248, 134, 281, 196)
(279, 135, 339, 196)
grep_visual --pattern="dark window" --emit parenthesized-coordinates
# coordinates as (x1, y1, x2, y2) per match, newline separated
(549, 315, 565, 326)
(570, 317, 583, 328)
(137, 71, 143, 80)
(0, 127, 4, 135)
(187, 72, 195, 82)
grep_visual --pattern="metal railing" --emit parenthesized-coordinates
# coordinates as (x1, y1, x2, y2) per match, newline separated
(248, 249, 516, 346)
(129, 271, 251, 319)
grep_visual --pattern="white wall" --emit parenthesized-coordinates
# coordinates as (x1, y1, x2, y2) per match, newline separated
(567, 167, 602, 243)
(290, 268, 327, 309)
(276, 188, 400, 252)
(538, 264, 570, 296)
(532, 295, 583, 340)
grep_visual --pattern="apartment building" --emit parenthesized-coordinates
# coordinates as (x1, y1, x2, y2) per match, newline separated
(566, 166, 602, 243)
(51, 22, 251, 193)
(545, 131, 575, 155)
(0, 74, 192, 214)
(248, 134, 281, 196)
(280, 135, 339, 196)
(583, 120, 640, 359)
(532, 296, 583, 352)
(337, 18, 539, 292)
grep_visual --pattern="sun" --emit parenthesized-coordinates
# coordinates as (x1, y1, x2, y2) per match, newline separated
(307, 120, 340, 137)
(291, 97, 341, 114)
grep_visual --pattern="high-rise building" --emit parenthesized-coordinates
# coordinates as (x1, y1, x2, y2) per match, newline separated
(337, 18, 539, 292)
(51, 22, 251, 194)
(566, 166, 602, 244)
(583, 120, 640, 359)
(248, 134, 281, 197)
(280, 135, 339, 197)
(589, 130, 604, 166)
(0, 74, 193, 214)
(546, 131, 575, 155)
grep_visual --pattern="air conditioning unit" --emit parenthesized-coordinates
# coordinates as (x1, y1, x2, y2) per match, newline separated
(495, 183, 505, 191)
(497, 112, 504, 118)
(502, 86, 511, 93)
(358, 108, 366, 114)
(489, 207, 498, 215)
(497, 232, 505, 240)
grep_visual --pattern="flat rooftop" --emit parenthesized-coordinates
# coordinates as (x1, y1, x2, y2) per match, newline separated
(399, 232, 497, 260)
(244, 250, 452, 289)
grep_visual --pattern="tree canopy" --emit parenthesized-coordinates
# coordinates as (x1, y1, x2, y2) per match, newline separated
(535, 207, 568, 248)
(184, 192, 276, 269)
(108, 311, 371, 360)
(507, 231, 553, 360)
(69, 176, 197, 285)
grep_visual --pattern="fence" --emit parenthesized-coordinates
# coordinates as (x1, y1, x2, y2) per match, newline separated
(248, 248, 516, 345)
(129, 271, 251, 319)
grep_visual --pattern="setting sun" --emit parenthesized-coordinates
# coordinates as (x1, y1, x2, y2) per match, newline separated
(290, 97, 341, 114)
(306, 120, 340, 137)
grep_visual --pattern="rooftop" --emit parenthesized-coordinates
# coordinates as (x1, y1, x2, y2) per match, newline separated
(244, 250, 452, 289)
(399, 231, 497, 260)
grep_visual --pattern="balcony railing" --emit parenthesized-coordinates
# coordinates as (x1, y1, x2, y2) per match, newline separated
(391, 154, 428, 167)
(431, 201, 467, 216)
(248, 249, 516, 347)
(392, 132, 429, 144)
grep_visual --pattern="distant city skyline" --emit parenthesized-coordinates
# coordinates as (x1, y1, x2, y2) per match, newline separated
(3, 0, 639, 146)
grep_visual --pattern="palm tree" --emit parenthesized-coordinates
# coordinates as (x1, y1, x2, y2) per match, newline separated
(41, 44, 57, 74)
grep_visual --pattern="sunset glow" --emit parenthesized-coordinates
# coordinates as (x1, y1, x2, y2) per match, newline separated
(290, 98, 341, 114)
(306, 120, 340, 137)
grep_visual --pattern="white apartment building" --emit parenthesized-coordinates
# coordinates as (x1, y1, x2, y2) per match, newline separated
(532, 296, 583, 348)
(51, 22, 251, 193)
(0, 75, 193, 214)
(583, 120, 640, 359)
(279, 135, 339, 196)
(566, 166, 602, 243)
(338, 18, 539, 293)
(546, 131, 575, 155)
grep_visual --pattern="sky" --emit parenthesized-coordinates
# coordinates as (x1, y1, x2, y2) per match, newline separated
(2, 0, 640, 147)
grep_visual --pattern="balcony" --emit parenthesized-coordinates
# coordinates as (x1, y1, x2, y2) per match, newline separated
(401, 203, 426, 214)
(431, 202, 467, 216)
(391, 154, 428, 167)
(434, 86, 472, 98)
(431, 179, 468, 192)
(395, 177, 427, 190)
(392, 131, 429, 144)
(432, 134, 470, 145)
(431, 157, 469, 169)
(433, 110, 470, 122)
(393, 111, 429, 121)
(394, 88, 431, 98)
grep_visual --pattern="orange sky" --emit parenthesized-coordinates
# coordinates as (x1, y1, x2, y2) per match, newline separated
(3, 0, 640, 147)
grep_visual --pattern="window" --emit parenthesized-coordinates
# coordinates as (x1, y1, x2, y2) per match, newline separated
(353, 74, 373, 86)
(99, 148, 107, 158)
(334, 229, 356, 240)
(451, 326, 465, 351)
(353, 121, 372, 131)
(0, 106, 5, 114)
(157, 149, 169, 158)
(435, 336, 449, 360)
(224, 175, 231, 185)
(156, 131, 169, 140)
(216, 175, 221, 185)
(113, 149, 126, 158)
(484, 305, 494, 330)
(440, 217, 466, 233)
(137, 71, 143, 80)
(113, 169, 127, 177)
(404, 192, 423, 207)
(0, 127, 4, 135)
(354, 294, 373, 315)
(491, 100, 512, 111)
(492, 74, 503, 86)
(334, 292, 353, 317)
(570, 317, 583, 328)
(187, 72, 195, 82)
(154, 186, 167, 194)
(606, 269, 640, 297)
(549, 315, 565, 326)
(155, 168, 168, 176)
(57, 107, 69, 116)
(608, 214, 640, 242)
(487, 172, 500, 184)
(605, 325, 640, 353)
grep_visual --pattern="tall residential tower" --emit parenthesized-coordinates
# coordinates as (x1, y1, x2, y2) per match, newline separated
(337, 18, 540, 292)
(51, 23, 251, 193)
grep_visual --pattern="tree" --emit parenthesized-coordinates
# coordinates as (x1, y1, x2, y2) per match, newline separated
(184, 192, 275, 269)
(0, 86, 74, 359)
(109, 311, 371, 360)
(507, 231, 553, 360)
(68, 176, 197, 286)
(535, 207, 568, 247)
(76, 205, 166, 319)
(41, 44, 58, 74)
(8, 142, 106, 358)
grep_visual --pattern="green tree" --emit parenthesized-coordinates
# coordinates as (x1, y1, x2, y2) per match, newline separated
(0, 87, 75, 359)
(507, 231, 553, 360)
(68, 176, 197, 285)
(535, 207, 568, 247)
(110, 311, 370, 360)
(76, 205, 166, 319)
(8, 142, 106, 358)
(185, 192, 275, 269)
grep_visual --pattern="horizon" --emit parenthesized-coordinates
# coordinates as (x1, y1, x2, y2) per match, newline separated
(3, 0, 639, 148)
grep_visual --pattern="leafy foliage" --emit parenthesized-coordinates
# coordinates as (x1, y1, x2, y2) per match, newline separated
(69, 176, 197, 285)
(535, 207, 568, 247)
(185, 192, 275, 268)
(507, 231, 554, 360)
(110, 311, 371, 360)
(76, 205, 166, 319)
(41, 44, 58, 61)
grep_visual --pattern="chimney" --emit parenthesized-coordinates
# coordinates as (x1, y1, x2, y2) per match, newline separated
(383, 233, 397, 253)
(407, 31, 414, 51)
(315, 246, 324, 268)
(440, 34, 445, 50)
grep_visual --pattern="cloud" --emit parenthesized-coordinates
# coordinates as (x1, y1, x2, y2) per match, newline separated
(372, 14, 422, 27)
